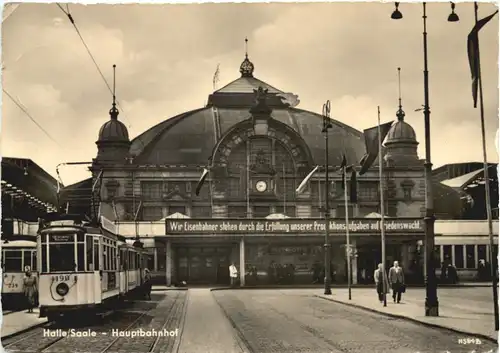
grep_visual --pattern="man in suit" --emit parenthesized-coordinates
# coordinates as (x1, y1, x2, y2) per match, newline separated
(388, 260, 405, 303)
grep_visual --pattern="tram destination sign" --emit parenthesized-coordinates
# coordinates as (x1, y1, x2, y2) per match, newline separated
(165, 218, 424, 235)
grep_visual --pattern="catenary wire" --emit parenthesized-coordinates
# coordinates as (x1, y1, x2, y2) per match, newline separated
(3, 89, 62, 148)
(55, 3, 131, 128)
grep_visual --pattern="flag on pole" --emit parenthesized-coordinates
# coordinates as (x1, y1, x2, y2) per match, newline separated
(467, 10, 498, 108)
(339, 154, 358, 202)
(213, 64, 220, 90)
(296, 165, 319, 194)
(195, 167, 210, 196)
(359, 121, 394, 175)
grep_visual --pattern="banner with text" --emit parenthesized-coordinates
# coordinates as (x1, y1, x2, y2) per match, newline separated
(165, 218, 424, 235)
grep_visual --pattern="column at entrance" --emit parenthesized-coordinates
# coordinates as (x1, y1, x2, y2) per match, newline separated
(166, 240, 172, 286)
(240, 238, 245, 287)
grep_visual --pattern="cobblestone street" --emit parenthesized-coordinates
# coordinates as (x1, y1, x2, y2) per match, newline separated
(2, 289, 498, 353)
(212, 289, 498, 353)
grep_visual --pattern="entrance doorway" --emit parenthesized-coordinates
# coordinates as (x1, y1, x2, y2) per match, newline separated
(175, 246, 232, 285)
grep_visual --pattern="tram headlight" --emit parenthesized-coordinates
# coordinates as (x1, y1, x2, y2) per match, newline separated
(56, 282, 69, 296)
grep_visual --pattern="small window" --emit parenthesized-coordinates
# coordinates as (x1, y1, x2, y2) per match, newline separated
(454, 245, 464, 268)
(23, 250, 32, 270)
(443, 245, 452, 264)
(466, 245, 475, 269)
(42, 245, 48, 273)
(4, 251, 22, 271)
(94, 243, 100, 270)
(77, 243, 85, 271)
(32, 251, 37, 271)
(86, 236, 94, 271)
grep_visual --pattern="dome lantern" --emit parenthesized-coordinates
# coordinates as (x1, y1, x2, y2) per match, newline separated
(95, 65, 131, 163)
(239, 37, 254, 78)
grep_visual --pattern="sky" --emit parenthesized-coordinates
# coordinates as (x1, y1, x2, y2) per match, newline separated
(2, 2, 499, 186)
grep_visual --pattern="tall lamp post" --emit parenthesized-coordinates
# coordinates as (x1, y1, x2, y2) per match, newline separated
(390, 2, 459, 317)
(322, 100, 333, 295)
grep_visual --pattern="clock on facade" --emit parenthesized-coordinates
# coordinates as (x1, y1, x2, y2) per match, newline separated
(255, 180, 267, 192)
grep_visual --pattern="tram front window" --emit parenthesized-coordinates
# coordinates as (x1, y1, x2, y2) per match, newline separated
(4, 250, 22, 271)
(49, 244, 76, 272)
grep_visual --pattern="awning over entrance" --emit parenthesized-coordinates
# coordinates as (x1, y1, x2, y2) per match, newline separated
(162, 212, 190, 219)
(265, 213, 290, 219)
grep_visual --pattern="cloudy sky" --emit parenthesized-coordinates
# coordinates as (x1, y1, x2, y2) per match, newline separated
(2, 2, 498, 186)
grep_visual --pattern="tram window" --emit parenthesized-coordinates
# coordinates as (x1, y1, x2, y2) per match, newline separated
(454, 245, 464, 268)
(478, 245, 487, 265)
(147, 252, 154, 270)
(86, 236, 94, 271)
(103, 247, 108, 270)
(94, 243, 100, 270)
(4, 251, 22, 271)
(49, 244, 76, 272)
(41, 245, 48, 272)
(23, 250, 32, 270)
(32, 251, 37, 271)
(466, 245, 475, 269)
(77, 233, 85, 242)
(77, 243, 85, 271)
(443, 245, 452, 263)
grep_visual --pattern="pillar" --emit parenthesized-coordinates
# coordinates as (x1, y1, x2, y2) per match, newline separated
(166, 240, 172, 286)
(239, 238, 245, 287)
(351, 239, 358, 285)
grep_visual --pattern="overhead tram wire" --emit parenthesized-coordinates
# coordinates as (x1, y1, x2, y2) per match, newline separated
(3, 88, 61, 148)
(55, 3, 131, 128)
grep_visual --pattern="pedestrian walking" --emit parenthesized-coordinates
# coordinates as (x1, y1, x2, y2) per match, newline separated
(374, 263, 389, 303)
(388, 261, 405, 303)
(143, 268, 152, 300)
(229, 262, 238, 287)
(23, 269, 37, 313)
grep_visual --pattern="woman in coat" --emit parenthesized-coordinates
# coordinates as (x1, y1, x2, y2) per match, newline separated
(23, 269, 38, 313)
(373, 263, 389, 303)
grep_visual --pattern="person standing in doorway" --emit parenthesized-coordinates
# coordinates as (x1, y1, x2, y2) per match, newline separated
(388, 261, 405, 303)
(143, 268, 152, 300)
(229, 262, 238, 287)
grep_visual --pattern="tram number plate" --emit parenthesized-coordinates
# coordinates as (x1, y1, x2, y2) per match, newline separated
(53, 275, 70, 282)
(5, 283, 19, 288)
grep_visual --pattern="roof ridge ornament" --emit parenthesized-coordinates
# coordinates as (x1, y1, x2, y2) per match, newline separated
(396, 67, 405, 122)
(240, 37, 254, 77)
(109, 64, 119, 120)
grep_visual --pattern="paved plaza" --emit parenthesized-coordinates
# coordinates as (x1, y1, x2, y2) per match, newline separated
(1, 288, 498, 353)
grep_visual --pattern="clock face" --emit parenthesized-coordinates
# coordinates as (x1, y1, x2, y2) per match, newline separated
(256, 180, 267, 192)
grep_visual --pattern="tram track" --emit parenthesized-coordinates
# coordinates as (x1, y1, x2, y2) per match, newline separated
(101, 290, 186, 353)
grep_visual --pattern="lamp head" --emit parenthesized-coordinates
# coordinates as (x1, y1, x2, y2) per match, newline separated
(391, 2, 403, 20)
(448, 2, 459, 22)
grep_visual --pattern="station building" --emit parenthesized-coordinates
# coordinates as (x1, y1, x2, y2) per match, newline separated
(60, 54, 498, 286)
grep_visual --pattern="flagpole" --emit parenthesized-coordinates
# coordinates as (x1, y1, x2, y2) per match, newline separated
(474, 2, 499, 331)
(344, 166, 352, 300)
(246, 142, 251, 218)
(377, 106, 388, 307)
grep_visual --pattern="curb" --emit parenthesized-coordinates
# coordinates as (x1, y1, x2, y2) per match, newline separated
(314, 295, 498, 344)
(151, 288, 188, 292)
(209, 288, 253, 353)
(208, 284, 492, 290)
(1, 320, 48, 341)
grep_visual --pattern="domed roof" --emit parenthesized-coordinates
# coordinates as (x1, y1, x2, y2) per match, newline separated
(385, 107, 417, 144)
(129, 54, 366, 166)
(98, 104, 129, 142)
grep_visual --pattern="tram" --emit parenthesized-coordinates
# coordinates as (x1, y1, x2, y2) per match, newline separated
(1, 239, 38, 308)
(37, 213, 149, 321)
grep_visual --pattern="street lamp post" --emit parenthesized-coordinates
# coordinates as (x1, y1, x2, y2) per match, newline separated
(391, 2, 459, 317)
(322, 100, 333, 296)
